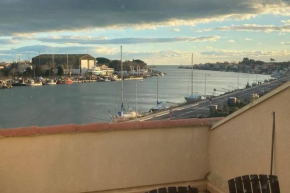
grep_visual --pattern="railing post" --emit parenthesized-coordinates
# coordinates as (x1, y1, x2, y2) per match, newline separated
(270, 112, 276, 175)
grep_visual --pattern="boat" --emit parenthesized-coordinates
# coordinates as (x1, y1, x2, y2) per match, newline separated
(44, 79, 57, 85)
(149, 76, 167, 113)
(88, 66, 105, 76)
(56, 78, 73, 84)
(111, 75, 121, 81)
(98, 77, 111, 82)
(113, 46, 137, 121)
(26, 80, 42, 86)
(104, 77, 111, 82)
(124, 77, 144, 80)
(12, 79, 26, 86)
(0, 80, 13, 89)
(185, 54, 201, 103)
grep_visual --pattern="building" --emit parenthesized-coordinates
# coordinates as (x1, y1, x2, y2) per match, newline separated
(32, 54, 96, 75)
(0, 62, 11, 69)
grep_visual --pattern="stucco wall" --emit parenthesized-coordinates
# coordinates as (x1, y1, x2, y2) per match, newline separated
(209, 86, 290, 192)
(0, 120, 214, 193)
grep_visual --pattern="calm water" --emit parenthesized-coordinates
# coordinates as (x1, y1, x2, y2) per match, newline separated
(0, 66, 268, 128)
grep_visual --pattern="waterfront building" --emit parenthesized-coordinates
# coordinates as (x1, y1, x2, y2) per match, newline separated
(0, 62, 11, 69)
(32, 54, 96, 75)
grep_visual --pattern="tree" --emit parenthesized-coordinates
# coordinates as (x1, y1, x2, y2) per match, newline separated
(57, 66, 64, 76)
(1, 68, 10, 77)
(109, 60, 121, 71)
(35, 66, 42, 77)
(23, 67, 32, 77)
(96, 57, 111, 64)
(132, 59, 146, 64)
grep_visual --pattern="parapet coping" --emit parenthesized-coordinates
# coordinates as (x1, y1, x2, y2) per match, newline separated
(0, 118, 223, 138)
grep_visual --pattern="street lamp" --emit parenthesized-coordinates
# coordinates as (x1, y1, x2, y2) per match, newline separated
(204, 74, 210, 97)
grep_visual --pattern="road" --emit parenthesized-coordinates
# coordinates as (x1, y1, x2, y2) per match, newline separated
(138, 76, 289, 121)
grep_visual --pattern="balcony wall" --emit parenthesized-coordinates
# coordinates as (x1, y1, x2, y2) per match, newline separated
(0, 118, 221, 193)
(208, 83, 290, 192)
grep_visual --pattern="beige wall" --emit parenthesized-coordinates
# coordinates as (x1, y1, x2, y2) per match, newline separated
(0, 126, 209, 193)
(209, 86, 290, 192)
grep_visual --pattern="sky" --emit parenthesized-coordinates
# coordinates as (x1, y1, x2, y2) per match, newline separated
(0, 0, 290, 65)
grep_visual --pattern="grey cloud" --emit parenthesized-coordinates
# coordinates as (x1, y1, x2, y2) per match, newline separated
(0, 0, 289, 35)
(0, 38, 18, 44)
(37, 36, 220, 44)
(200, 49, 290, 57)
(200, 24, 290, 32)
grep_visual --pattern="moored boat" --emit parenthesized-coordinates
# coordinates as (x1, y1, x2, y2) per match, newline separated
(0, 80, 13, 89)
(57, 78, 73, 84)
(149, 75, 167, 113)
(113, 46, 137, 121)
(185, 54, 201, 103)
(26, 80, 42, 86)
(44, 79, 57, 85)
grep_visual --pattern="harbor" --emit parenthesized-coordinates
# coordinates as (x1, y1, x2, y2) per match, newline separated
(0, 65, 274, 129)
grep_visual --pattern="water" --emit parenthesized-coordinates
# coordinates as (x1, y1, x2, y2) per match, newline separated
(0, 66, 268, 129)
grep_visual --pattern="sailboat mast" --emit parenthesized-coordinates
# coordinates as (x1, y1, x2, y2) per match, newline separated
(191, 53, 193, 95)
(67, 54, 68, 71)
(157, 75, 159, 105)
(52, 51, 55, 78)
(121, 45, 124, 111)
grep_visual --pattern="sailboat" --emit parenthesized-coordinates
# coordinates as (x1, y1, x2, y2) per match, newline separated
(185, 54, 201, 103)
(149, 76, 167, 113)
(114, 46, 137, 121)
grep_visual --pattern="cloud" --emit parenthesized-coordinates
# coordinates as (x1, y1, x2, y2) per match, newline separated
(245, 38, 252, 41)
(0, 0, 290, 35)
(227, 40, 235, 43)
(0, 38, 19, 44)
(281, 19, 290, 24)
(281, 42, 290, 45)
(2, 45, 290, 64)
(95, 47, 118, 55)
(171, 28, 180, 32)
(199, 24, 290, 33)
(36, 36, 221, 45)
(200, 49, 290, 57)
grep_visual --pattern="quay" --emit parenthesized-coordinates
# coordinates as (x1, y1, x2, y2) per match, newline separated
(138, 76, 290, 121)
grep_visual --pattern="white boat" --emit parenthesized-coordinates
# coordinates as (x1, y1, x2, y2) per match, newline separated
(26, 80, 42, 86)
(0, 80, 13, 89)
(88, 66, 105, 76)
(124, 77, 144, 80)
(185, 54, 201, 103)
(113, 46, 137, 121)
(44, 79, 56, 85)
(104, 78, 111, 82)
